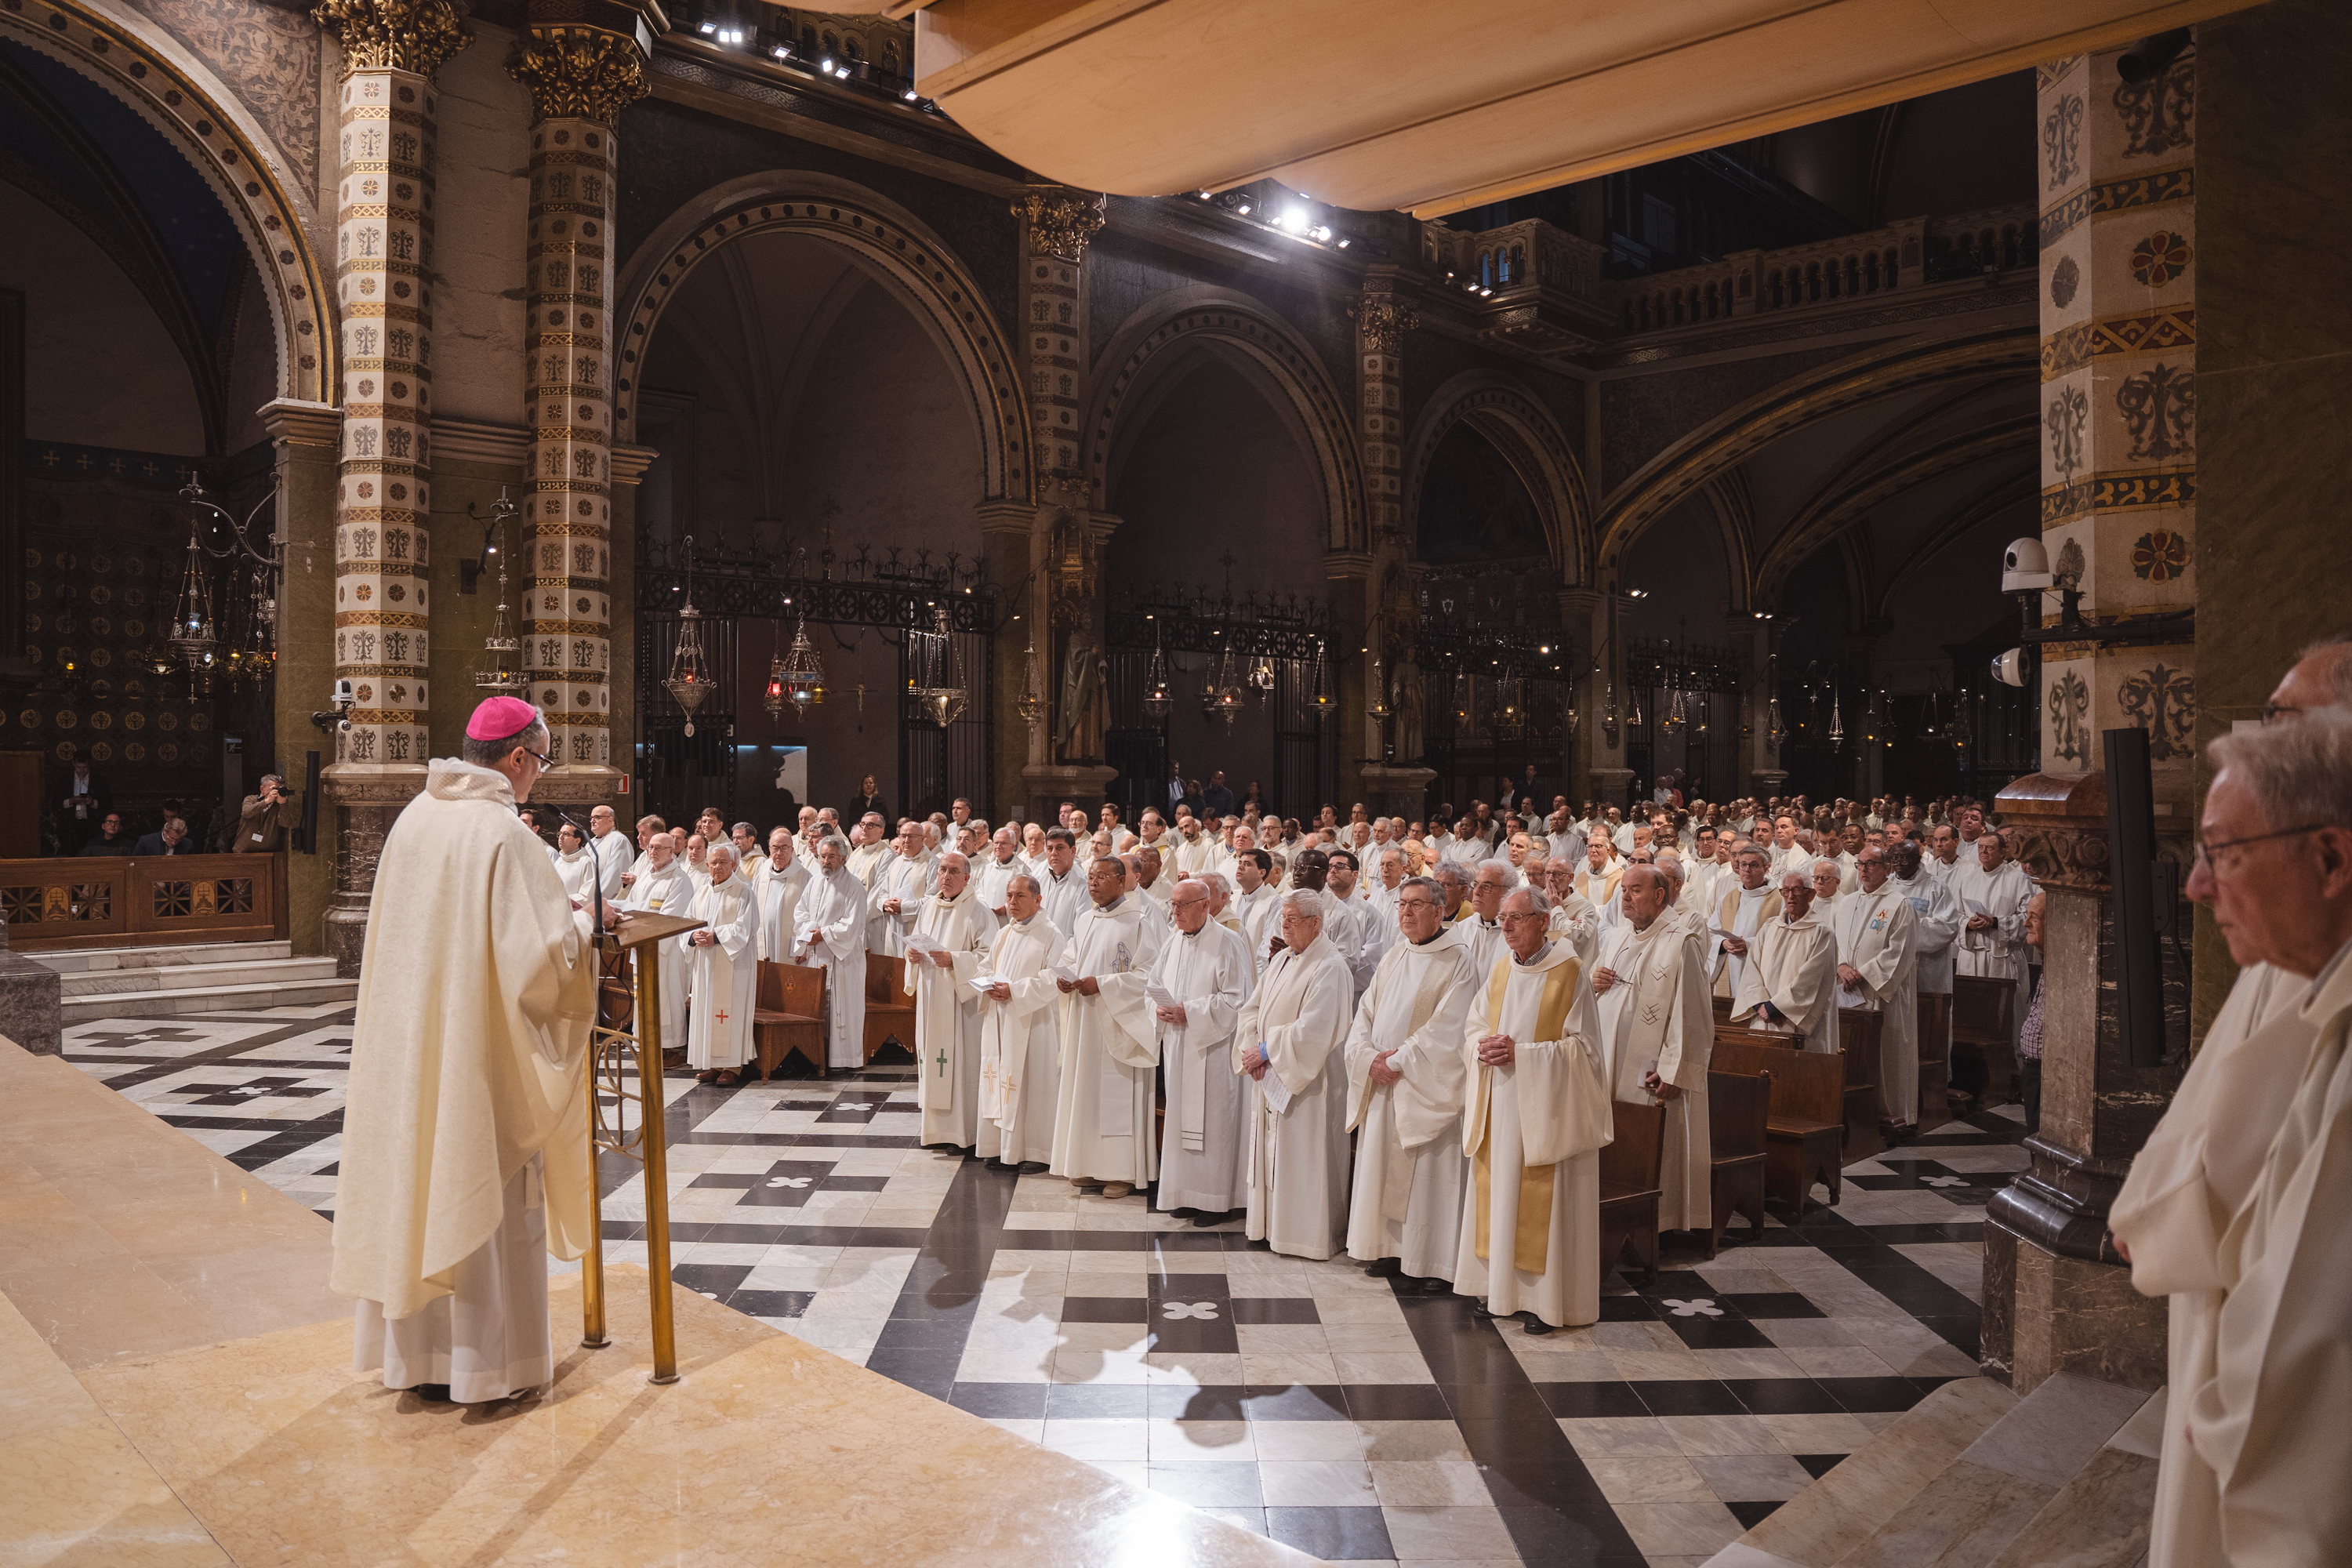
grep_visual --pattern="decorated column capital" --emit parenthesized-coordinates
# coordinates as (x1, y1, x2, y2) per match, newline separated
(1348, 292, 1420, 354)
(508, 24, 651, 127)
(1012, 188, 1105, 263)
(312, 0, 472, 80)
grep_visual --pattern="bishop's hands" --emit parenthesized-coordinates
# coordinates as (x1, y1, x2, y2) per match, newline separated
(1368, 1047, 1402, 1087)
(1475, 1033, 1515, 1067)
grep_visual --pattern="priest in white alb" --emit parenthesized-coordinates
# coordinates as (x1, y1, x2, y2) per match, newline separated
(679, 841, 760, 1086)
(869, 819, 937, 958)
(1454, 884, 1613, 1332)
(1951, 826, 2034, 1054)
(1541, 860, 1602, 964)
(753, 827, 808, 964)
(1732, 869, 1841, 1050)
(1833, 846, 1921, 1135)
(902, 850, 993, 1149)
(1048, 855, 1164, 1197)
(337, 697, 597, 1405)
(1149, 877, 1255, 1222)
(793, 835, 870, 1070)
(586, 803, 632, 905)
(1593, 865, 1715, 1234)
(975, 874, 1066, 1171)
(1345, 875, 1477, 1283)
(1711, 844, 1777, 1000)
(1236, 890, 1356, 1260)
(619, 826, 693, 1051)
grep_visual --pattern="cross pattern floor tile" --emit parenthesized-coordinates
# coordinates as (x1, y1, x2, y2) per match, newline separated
(63, 1004, 2009, 1565)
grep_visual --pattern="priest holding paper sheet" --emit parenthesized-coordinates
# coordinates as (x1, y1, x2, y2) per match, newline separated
(338, 697, 597, 1405)
(975, 875, 1065, 1170)
(902, 851, 993, 1150)
(1150, 877, 1255, 1221)
(1048, 855, 1165, 1197)
(1236, 889, 1356, 1259)
(1733, 869, 1841, 1050)
(1454, 884, 1613, 1332)
(1951, 827, 2034, 1052)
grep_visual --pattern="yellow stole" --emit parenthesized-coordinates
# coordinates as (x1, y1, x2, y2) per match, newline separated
(1377, 953, 1470, 1222)
(1472, 955, 1581, 1276)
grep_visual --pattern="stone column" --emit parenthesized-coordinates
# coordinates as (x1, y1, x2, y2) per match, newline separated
(1984, 769, 2175, 1395)
(259, 398, 343, 956)
(1347, 278, 1428, 815)
(510, 14, 649, 805)
(312, 0, 471, 974)
(978, 499, 1041, 817)
(1010, 188, 1115, 816)
(2034, 45, 2198, 810)
(1562, 586, 1630, 808)
(1724, 613, 1785, 800)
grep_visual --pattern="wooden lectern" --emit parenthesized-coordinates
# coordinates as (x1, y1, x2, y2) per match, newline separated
(580, 909, 702, 1385)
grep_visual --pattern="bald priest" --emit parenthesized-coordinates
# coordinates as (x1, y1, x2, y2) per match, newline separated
(333, 698, 601, 1405)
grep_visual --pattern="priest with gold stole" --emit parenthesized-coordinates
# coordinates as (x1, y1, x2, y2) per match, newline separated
(1049, 855, 1164, 1197)
(902, 851, 994, 1150)
(1733, 869, 1842, 1050)
(336, 697, 598, 1405)
(1454, 884, 1613, 1332)
(1345, 875, 1478, 1282)
(1594, 865, 1715, 1234)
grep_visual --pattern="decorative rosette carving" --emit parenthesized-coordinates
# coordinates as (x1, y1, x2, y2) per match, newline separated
(1012, 190, 1105, 262)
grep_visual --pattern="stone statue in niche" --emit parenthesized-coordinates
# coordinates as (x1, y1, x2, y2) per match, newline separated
(1056, 640, 1107, 761)
(1392, 652, 1425, 764)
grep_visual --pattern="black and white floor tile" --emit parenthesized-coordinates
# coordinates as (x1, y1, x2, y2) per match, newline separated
(66, 1005, 2025, 1568)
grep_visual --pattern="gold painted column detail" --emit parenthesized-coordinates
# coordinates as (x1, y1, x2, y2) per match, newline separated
(1011, 187, 1103, 485)
(315, 0, 470, 772)
(510, 24, 648, 790)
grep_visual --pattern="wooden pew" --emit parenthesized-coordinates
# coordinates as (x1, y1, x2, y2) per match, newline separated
(1705, 1067, 1771, 1258)
(1709, 1036, 1846, 1216)
(1915, 990, 1954, 1132)
(1599, 1100, 1666, 1287)
(862, 953, 919, 1062)
(1951, 974, 2018, 1112)
(1836, 1007, 1885, 1162)
(753, 960, 828, 1080)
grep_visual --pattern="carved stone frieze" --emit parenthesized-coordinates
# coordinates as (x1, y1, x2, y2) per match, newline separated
(508, 25, 649, 128)
(310, 0, 470, 80)
(1995, 770, 2110, 894)
(1012, 188, 1105, 263)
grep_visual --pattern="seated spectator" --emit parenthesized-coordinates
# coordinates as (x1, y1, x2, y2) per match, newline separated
(78, 812, 136, 855)
(132, 817, 197, 856)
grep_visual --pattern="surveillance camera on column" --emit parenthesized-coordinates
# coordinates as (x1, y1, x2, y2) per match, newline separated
(1991, 648, 2031, 688)
(2001, 538, 2054, 594)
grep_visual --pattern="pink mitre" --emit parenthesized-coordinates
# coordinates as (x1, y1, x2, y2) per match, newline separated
(466, 695, 542, 740)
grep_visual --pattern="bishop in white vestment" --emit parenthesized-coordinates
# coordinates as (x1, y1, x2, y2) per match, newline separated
(1732, 871, 1841, 1050)
(1454, 887, 1613, 1330)
(1048, 858, 1164, 1194)
(1236, 892, 1355, 1260)
(793, 838, 871, 1069)
(1150, 879, 1255, 1218)
(679, 844, 760, 1080)
(974, 876, 1065, 1168)
(902, 853, 994, 1149)
(1345, 880, 1477, 1280)
(339, 700, 596, 1404)
(1593, 866, 1715, 1232)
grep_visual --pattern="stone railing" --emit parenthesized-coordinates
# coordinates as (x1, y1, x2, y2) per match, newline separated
(1422, 217, 1605, 303)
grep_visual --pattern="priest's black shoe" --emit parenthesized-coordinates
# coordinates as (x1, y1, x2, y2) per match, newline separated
(1363, 1258, 1402, 1278)
(1521, 1319, 1556, 1336)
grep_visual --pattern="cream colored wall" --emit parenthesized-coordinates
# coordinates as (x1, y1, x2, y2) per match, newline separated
(426, 23, 532, 430)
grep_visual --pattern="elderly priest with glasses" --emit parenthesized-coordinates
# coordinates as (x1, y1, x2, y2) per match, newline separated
(332, 697, 601, 1405)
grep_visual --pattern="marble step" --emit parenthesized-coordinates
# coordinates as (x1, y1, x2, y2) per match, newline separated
(1702, 1372, 2161, 1568)
(57, 955, 339, 1000)
(59, 963, 356, 1022)
(30, 939, 295, 974)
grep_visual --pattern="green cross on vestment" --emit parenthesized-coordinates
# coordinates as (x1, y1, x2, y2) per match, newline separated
(935, 1045, 949, 1076)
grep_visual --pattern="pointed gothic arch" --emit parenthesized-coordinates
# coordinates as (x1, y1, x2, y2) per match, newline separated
(1402, 370, 1591, 586)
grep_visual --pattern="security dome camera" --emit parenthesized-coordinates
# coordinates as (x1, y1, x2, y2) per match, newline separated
(1991, 648, 2031, 688)
(2002, 538, 2053, 594)
(332, 677, 357, 708)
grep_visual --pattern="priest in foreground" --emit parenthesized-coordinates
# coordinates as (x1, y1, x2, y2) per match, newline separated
(1236, 889, 1355, 1259)
(680, 841, 760, 1086)
(793, 835, 871, 1070)
(1833, 847, 1921, 1138)
(1592, 865, 1715, 1235)
(1150, 877, 1255, 1223)
(335, 697, 597, 1405)
(975, 874, 1065, 1171)
(1049, 854, 1163, 1198)
(1345, 875, 1477, 1283)
(903, 850, 993, 1150)
(1454, 885, 1613, 1333)
(1732, 869, 1841, 1050)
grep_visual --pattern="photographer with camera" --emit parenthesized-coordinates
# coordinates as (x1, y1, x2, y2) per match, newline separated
(236, 773, 291, 854)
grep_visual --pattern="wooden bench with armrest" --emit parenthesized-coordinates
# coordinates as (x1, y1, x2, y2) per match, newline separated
(1835, 1007, 1885, 1162)
(1949, 974, 2018, 1113)
(1599, 1099, 1667, 1287)
(862, 952, 919, 1063)
(752, 960, 827, 1079)
(1709, 1035, 1847, 1216)
(1704, 1067, 1772, 1258)
(1915, 990, 1953, 1132)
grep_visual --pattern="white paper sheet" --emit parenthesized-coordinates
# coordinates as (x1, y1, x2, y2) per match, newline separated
(905, 931, 946, 956)
(1836, 984, 1866, 1008)
(1259, 1054, 1293, 1115)
(1049, 964, 1081, 987)
(967, 974, 1000, 993)
(1145, 982, 1180, 1013)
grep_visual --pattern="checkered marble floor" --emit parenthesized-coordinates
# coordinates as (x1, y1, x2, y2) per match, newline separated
(64, 1006, 2026, 1568)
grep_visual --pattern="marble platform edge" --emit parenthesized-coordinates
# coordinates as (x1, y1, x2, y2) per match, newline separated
(1700, 1377, 2018, 1568)
(56, 956, 339, 997)
(30, 940, 296, 975)
(73, 1265, 1319, 1568)
(0, 1040, 343, 1371)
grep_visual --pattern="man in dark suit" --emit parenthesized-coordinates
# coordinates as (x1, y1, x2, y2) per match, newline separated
(132, 818, 196, 856)
(78, 812, 135, 855)
(1200, 769, 1236, 820)
(55, 750, 110, 853)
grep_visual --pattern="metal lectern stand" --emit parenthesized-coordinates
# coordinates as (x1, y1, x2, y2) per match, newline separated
(579, 909, 702, 1385)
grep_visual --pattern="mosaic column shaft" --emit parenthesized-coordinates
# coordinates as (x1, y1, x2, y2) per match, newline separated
(511, 24, 648, 795)
(2035, 43, 2198, 806)
(1348, 279, 1417, 811)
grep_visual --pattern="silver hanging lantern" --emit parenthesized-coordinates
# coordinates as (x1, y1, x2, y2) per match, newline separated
(1142, 622, 1173, 719)
(1366, 655, 1389, 721)
(1017, 637, 1047, 730)
(663, 535, 713, 736)
(1310, 639, 1334, 714)
(474, 487, 526, 693)
(167, 521, 218, 675)
(907, 603, 969, 728)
